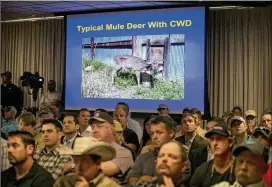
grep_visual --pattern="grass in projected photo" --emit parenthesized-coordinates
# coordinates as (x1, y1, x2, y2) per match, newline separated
(81, 34, 185, 100)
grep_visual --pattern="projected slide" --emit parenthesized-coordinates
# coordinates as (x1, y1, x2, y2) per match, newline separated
(82, 34, 184, 100)
(66, 7, 205, 112)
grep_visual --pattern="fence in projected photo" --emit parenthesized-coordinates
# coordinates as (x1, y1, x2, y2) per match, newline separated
(81, 34, 185, 100)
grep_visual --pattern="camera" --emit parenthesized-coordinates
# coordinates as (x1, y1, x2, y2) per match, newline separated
(20, 72, 44, 89)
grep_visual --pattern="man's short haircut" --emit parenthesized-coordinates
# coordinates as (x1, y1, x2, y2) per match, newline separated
(181, 112, 197, 124)
(8, 131, 35, 148)
(149, 115, 176, 133)
(190, 108, 202, 120)
(17, 112, 36, 127)
(94, 108, 108, 114)
(261, 110, 272, 118)
(78, 108, 90, 116)
(63, 113, 79, 124)
(182, 107, 190, 114)
(115, 102, 129, 116)
(42, 119, 63, 131)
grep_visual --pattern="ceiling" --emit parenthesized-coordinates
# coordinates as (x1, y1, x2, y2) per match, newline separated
(1, 1, 189, 21)
(1, 1, 271, 22)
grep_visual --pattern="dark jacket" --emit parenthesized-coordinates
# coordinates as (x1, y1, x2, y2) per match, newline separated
(189, 145, 208, 176)
(1, 82, 23, 114)
(175, 134, 208, 153)
(1, 160, 54, 187)
(61, 134, 81, 149)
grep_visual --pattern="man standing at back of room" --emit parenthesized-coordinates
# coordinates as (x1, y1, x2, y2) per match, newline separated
(1, 71, 23, 116)
(77, 108, 92, 137)
(115, 102, 143, 143)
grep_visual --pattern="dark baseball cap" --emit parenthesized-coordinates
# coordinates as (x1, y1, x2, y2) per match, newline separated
(205, 122, 232, 138)
(233, 139, 269, 162)
(89, 112, 113, 125)
(253, 127, 270, 139)
(1, 71, 12, 78)
(38, 107, 52, 116)
(157, 104, 168, 110)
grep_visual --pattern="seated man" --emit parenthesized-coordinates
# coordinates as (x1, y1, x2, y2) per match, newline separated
(190, 122, 235, 187)
(134, 141, 189, 187)
(17, 112, 44, 151)
(61, 114, 81, 149)
(34, 119, 73, 180)
(54, 137, 120, 187)
(128, 116, 191, 186)
(1, 106, 18, 137)
(213, 139, 269, 187)
(2, 131, 54, 187)
(89, 112, 134, 182)
(176, 112, 208, 153)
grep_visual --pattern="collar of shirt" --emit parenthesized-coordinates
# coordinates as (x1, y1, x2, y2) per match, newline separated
(63, 133, 78, 144)
(9, 161, 39, 181)
(185, 133, 197, 149)
(78, 125, 92, 136)
(89, 172, 105, 186)
(41, 144, 62, 156)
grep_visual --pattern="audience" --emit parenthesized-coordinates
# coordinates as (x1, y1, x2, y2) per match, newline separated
(1, 106, 18, 137)
(134, 141, 189, 187)
(189, 117, 225, 175)
(1, 71, 23, 116)
(39, 80, 61, 109)
(1, 131, 54, 187)
(244, 110, 257, 135)
(17, 112, 44, 151)
(232, 106, 243, 117)
(35, 107, 55, 132)
(53, 137, 120, 187)
(157, 104, 169, 116)
(77, 108, 92, 137)
(260, 110, 272, 129)
(34, 119, 73, 180)
(190, 108, 206, 137)
(115, 102, 143, 143)
(61, 114, 81, 148)
(114, 107, 140, 152)
(230, 116, 251, 148)
(176, 112, 208, 153)
(1, 75, 271, 187)
(213, 139, 269, 187)
(89, 112, 134, 182)
(190, 122, 235, 187)
(128, 116, 191, 186)
(1, 137, 11, 171)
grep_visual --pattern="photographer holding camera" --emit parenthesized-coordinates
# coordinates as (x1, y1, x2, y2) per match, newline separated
(39, 80, 61, 109)
(1, 71, 23, 116)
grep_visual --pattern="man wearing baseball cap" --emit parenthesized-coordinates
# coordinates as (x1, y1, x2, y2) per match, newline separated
(157, 104, 169, 116)
(244, 110, 257, 135)
(190, 122, 235, 187)
(230, 116, 251, 147)
(1, 71, 23, 115)
(213, 139, 269, 187)
(54, 137, 120, 187)
(1, 106, 18, 137)
(89, 112, 134, 183)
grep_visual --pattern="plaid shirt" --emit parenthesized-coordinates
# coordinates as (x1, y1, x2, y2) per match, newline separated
(1, 138, 11, 171)
(34, 145, 73, 180)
